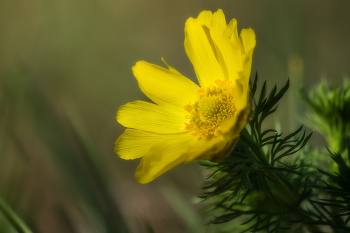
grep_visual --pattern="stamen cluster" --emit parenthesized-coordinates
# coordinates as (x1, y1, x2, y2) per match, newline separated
(184, 79, 236, 138)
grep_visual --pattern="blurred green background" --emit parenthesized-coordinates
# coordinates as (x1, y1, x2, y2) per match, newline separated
(1, 0, 350, 232)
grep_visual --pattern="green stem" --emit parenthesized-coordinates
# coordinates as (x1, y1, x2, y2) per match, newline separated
(0, 196, 33, 233)
(240, 130, 321, 232)
(240, 129, 269, 166)
(241, 130, 296, 204)
(327, 134, 347, 229)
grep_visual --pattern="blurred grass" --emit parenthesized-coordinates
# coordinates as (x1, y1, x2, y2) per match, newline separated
(0, 197, 32, 233)
(1, 0, 350, 232)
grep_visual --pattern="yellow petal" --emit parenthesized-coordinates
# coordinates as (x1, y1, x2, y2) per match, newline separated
(209, 10, 243, 82)
(220, 105, 251, 142)
(231, 78, 248, 112)
(135, 134, 194, 184)
(239, 28, 256, 84)
(184, 17, 225, 87)
(184, 136, 227, 163)
(197, 10, 213, 27)
(228, 28, 255, 113)
(117, 100, 186, 134)
(240, 28, 256, 56)
(210, 9, 226, 32)
(210, 137, 239, 162)
(225, 18, 239, 48)
(132, 60, 199, 112)
(115, 129, 184, 160)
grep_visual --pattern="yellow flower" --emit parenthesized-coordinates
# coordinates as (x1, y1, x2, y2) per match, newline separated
(115, 9, 256, 184)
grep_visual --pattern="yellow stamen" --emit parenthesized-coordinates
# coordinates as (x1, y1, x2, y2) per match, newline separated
(184, 79, 236, 138)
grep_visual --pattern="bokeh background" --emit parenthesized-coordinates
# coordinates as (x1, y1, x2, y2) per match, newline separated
(1, 0, 350, 232)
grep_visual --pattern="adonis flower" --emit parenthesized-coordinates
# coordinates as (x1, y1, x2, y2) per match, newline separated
(115, 9, 256, 184)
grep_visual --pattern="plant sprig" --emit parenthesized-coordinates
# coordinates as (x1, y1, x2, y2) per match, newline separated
(200, 74, 320, 232)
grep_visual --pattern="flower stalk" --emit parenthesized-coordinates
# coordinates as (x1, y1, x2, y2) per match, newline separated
(240, 130, 324, 233)
(240, 129, 269, 166)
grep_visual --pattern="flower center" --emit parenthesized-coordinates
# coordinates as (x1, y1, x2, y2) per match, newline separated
(184, 79, 236, 138)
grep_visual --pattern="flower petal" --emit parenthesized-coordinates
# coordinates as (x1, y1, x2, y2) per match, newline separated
(197, 10, 213, 27)
(225, 18, 239, 48)
(115, 129, 185, 160)
(220, 105, 251, 142)
(135, 134, 194, 184)
(240, 28, 256, 56)
(210, 10, 244, 82)
(239, 28, 256, 85)
(184, 136, 227, 163)
(210, 137, 239, 162)
(226, 28, 255, 113)
(208, 9, 226, 32)
(231, 78, 248, 112)
(117, 100, 186, 134)
(132, 60, 199, 112)
(184, 17, 225, 87)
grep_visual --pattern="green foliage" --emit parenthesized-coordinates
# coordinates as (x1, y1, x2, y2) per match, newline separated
(0, 197, 33, 233)
(310, 139, 350, 231)
(200, 74, 350, 233)
(248, 74, 312, 167)
(300, 78, 350, 154)
(0, 72, 130, 233)
(200, 74, 318, 233)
